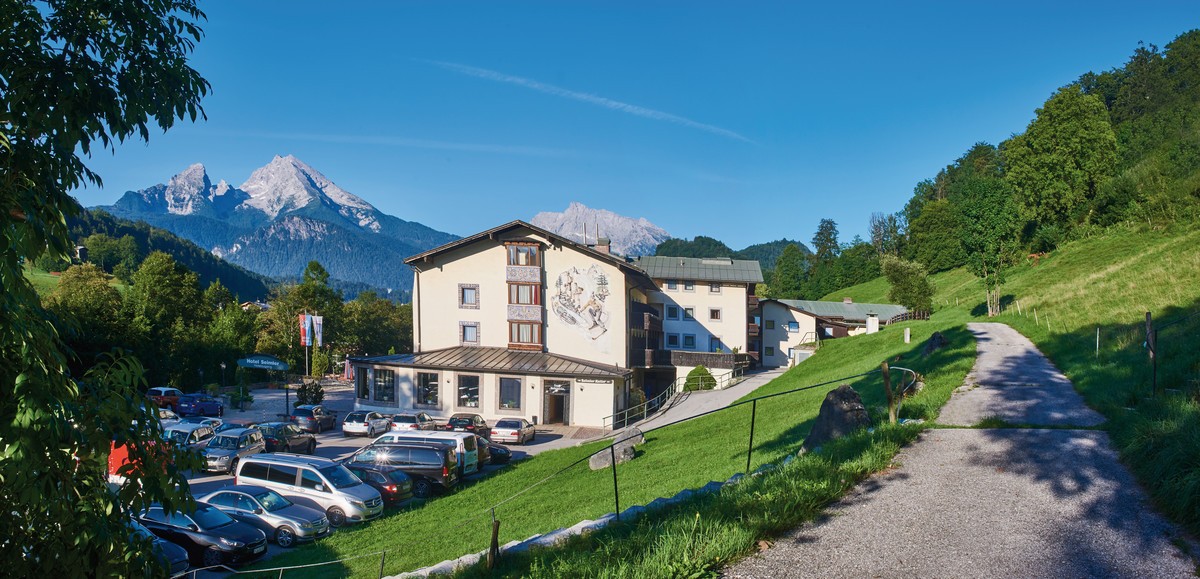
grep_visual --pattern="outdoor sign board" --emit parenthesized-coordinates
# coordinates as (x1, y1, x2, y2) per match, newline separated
(237, 354, 290, 372)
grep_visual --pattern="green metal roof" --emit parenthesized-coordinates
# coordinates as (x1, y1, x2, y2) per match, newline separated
(632, 256, 764, 284)
(772, 299, 908, 323)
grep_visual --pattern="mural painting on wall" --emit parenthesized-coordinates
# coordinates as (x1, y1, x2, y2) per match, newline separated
(551, 265, 610, 342)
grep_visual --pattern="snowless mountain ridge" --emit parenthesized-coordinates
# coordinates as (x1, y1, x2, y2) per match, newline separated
(531, 202, 670, 257)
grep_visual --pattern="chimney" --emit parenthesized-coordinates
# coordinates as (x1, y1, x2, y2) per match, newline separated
(595, 236, 611, 254)
(843, 297, 853, 304)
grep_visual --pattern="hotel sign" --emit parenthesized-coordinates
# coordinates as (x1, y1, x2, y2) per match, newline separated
(576, 378, 613, 384)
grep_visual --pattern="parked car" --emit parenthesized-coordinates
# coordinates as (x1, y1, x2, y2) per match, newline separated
(148, 387, 184, 411)
(389, 412, 437, 431)
(373, 431, 480, 475)
(130, 518, 190, 575)
(473, 435, 491, 465)
(235, 454, 383, 527)
(202, 428, 266, 474)
(163, 423, 216, 451)
(157, 407, 182, 429)
(179, 416, 223, 429)
(344, 464, 415, 506)
(198, 485, 331, 548)
(444, 413, 489, 437)
(483, 439, 512, 465)
(489, 418, 535, 445)
(344, 443, 459, 498)
(342, 411, 390, 437)
(136, 503, 268, 568)
(291, 404, 338, 434)
(258, 422, 316, 454)
(178, 393, 224, 417)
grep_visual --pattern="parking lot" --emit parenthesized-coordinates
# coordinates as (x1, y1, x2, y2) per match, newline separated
(176, 380, 599, 574)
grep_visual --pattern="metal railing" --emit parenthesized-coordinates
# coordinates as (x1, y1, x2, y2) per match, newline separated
(602, 366, 745, 429)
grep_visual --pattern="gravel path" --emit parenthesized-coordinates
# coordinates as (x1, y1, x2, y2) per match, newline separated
(724, 322, 1195, 578)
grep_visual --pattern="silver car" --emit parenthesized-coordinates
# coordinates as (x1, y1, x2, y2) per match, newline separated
(198, 485, 331, 548)
(342, 411, 390, 437)
(202, 428, 265, 474)
(163, 423, 215, 451)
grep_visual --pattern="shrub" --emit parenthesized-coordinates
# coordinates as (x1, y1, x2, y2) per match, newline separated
(684, 366, 717, 391)
(296, 380, 325, 406)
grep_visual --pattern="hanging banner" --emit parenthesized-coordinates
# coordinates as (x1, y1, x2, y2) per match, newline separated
(299, 314, 312, 346)
(313, 315, 324, 347)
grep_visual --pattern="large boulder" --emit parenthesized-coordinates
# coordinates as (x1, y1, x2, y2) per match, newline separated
(590, 427, 644, 470)
(803, 385, 870, 451)
(923, 331, 948, 355)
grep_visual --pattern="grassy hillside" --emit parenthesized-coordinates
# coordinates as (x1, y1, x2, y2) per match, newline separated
(257, 316, 975, 577)
(826, 222, 1200, 533)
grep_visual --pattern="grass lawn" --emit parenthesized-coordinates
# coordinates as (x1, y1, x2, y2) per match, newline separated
(253, 316, 976, 577)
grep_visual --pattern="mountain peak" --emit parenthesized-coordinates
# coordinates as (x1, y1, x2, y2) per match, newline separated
(531, 203, 670, 257)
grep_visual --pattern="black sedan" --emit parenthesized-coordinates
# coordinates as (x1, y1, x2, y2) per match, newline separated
(131, 518, 189, 575)
(345, 464, 415, 506)
(258, 421, 317, 454)
(137, 503, 268, 568)
(444, 413, 489, 437)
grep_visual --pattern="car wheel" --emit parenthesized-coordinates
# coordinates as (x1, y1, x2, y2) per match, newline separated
(412, 478, 434, 499)
(228, 458, 239, 475)
(307, 441, 316, 454)
(327, 507, 347, 528)
(275, 525, 298, 548)
(201, 546, 224, 568)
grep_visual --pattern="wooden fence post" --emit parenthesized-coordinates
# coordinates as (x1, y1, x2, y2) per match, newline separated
(882, 361, 896, 424)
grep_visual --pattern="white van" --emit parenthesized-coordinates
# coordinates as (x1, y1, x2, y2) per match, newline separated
(372, 431, 479, 475)
(235, 453, 384, 527)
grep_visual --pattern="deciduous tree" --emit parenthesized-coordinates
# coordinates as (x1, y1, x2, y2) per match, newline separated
(0, 0, 209, 573)
(958, 177, 1021, 316)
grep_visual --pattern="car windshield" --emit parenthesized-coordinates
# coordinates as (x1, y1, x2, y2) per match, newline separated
(346, 412, 367, 422)
(318, 465, 361, 489)
(158, 409, 177, 419)
(392, 415, 416, 423)
(191, 505, 233, 529)
(129, 519, 156, 541)
(259, 424, 281, 436)
(207, 435, 238, 450)
(253, 490, 293, 512)
(293, 408, 314, 418)
(495, 419, 521, 428)
(448, 417, 472, 426)
(166, 430, 189, 444)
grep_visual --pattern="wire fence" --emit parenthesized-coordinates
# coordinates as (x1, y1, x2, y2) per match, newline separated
(182, 367, 891, 578)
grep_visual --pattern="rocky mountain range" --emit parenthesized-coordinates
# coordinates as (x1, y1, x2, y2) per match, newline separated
(99, 155, 458, 297)
(531, 202, 670, 257)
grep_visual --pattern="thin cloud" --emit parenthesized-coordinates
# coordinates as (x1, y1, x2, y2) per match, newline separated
(424, 60, 755, 144)
(206, 129, 576, 158)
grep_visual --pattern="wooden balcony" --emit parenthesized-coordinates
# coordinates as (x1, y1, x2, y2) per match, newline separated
(747, 295, 760, 309)
(747, 323, 760, 337)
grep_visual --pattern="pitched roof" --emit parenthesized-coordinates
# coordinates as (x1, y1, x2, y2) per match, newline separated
(351, 346, 632, 379)
(631, 256, 764, 284)
(404, 220, 645, 275)
(767, 299, 908, 323)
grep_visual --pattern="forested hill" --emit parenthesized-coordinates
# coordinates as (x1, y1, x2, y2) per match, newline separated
(892, 29, 1200, 277)
(655, 236, 811, 270)
(66, 210, 272, 300)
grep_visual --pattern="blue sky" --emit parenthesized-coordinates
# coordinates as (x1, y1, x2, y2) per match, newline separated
(77, 2, 1200, 249)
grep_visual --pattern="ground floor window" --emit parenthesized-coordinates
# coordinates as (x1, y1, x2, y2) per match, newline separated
(458, 375, 480, 408)
(765, 346, 775, 357)
(416, 372, 439, 406)
(374, 369, 396, 405)
(355, 368, 369, 399)
(499, 377, 522, 410)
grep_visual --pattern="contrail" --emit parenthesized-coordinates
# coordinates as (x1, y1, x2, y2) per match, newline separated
(425, 60, 755, 144)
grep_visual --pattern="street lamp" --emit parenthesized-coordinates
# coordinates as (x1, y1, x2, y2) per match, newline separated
(220, 362, 227, 389)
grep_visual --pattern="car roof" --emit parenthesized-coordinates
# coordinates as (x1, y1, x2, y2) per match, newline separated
(214, 428, 258, 437)
(295, 404, 319, 410)
(166, 423, 210, 433)
(449, 413, 480, 418)
(246, 453, 338, 467)
(207, 484, 275, 495)
(257, 421, 294, 427)
(370, 441, 455, 450)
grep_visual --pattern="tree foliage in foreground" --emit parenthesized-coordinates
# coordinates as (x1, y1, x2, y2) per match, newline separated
(0, 0, 210, 574)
